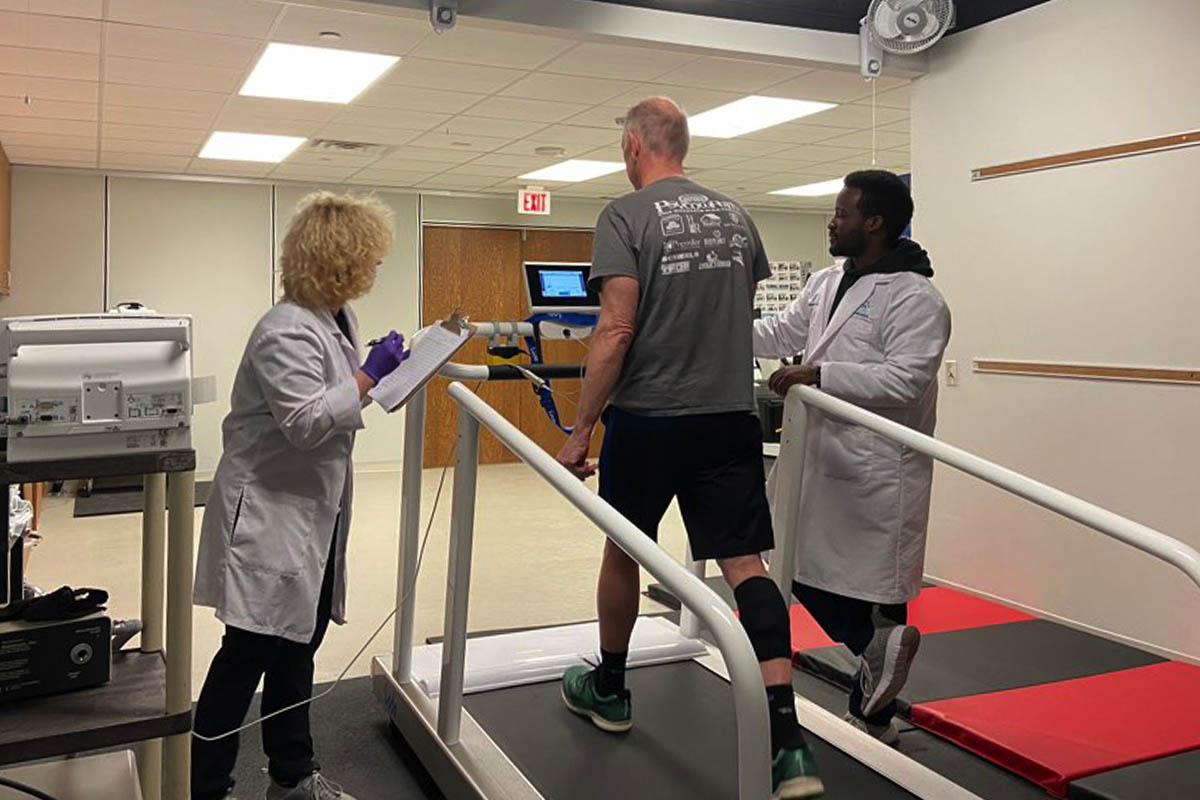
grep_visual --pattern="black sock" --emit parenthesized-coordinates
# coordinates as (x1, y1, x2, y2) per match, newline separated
(766, 684, 807, 754)
(595, 648, 627, 696)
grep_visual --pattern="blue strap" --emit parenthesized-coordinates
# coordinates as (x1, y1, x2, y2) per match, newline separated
(523, 313, 597, 435)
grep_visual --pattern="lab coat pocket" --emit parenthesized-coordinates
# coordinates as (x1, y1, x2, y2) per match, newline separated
(817, 418, 875, 481)
(228, 483, 320, 578)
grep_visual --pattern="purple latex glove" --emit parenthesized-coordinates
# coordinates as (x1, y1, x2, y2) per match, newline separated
(361, 330, 409, 382)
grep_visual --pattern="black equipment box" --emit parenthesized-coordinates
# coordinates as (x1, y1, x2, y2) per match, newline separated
(0, 613, 112, 703)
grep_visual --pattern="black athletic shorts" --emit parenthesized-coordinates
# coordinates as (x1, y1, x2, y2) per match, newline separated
(597, 405, 775, 560)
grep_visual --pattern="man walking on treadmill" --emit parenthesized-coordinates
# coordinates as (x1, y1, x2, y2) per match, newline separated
(555, 96, 823, 799)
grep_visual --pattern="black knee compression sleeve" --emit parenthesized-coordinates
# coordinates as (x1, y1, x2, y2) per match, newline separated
(733, 576, 792, 662)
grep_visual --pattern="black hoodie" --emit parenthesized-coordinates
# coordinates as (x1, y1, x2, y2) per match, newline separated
(828, 238, 934, 322)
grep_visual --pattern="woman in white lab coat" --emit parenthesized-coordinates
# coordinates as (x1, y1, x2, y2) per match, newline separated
(191, 192, 407, 800)
(754, 170, 950, 744)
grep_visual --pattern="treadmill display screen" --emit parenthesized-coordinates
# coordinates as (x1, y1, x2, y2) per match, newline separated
(524, 262, 600, 312)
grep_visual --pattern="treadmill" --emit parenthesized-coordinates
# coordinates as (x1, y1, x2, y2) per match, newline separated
(369, 322, 984, 799)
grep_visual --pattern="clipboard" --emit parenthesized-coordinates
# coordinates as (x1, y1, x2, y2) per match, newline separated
(369, 311, 474, 412)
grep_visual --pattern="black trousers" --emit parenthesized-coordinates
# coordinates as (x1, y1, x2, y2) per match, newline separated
(793, 581, 907, 725)
(191, 535, 338, 800)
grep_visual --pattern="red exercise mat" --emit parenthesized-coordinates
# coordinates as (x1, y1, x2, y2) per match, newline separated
(910, 661, 1200, 797)
(908, 586, 1033, 634)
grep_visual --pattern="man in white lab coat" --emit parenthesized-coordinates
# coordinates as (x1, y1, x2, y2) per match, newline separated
(754, 170, 951, 744)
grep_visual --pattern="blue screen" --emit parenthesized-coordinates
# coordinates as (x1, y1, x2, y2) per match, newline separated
(539, 270, 587, 298)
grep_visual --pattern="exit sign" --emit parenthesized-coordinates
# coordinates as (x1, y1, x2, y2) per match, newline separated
(518, 188, 551, 215)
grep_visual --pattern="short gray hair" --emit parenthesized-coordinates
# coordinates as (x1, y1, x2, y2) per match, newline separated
(623, 96, 689, 162)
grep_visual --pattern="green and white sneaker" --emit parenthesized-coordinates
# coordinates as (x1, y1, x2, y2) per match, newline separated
(772, 745, 824, 799)
(561, 665, 632, 733)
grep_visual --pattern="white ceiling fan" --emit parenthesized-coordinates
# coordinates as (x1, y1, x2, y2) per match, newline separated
(860, 0, 956, 78)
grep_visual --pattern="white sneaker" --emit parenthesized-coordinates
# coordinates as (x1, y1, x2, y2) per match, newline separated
(843, 712, 900, 747)
(859, 623, 920, 718)
(264, 773, 357, 800)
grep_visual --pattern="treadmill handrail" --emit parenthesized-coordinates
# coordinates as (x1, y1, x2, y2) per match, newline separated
(775, 384, 1200, 594)
(445, 381, 772, 800)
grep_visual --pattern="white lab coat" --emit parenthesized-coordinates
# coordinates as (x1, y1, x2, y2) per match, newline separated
(754, 264, 951, 604)
(194, 301, 365, 643)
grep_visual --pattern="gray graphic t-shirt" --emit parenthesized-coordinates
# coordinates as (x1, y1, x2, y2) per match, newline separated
(589, 176, 770, 416)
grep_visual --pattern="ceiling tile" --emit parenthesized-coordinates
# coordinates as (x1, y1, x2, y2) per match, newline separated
(314, 122, 421, 147)
(720, 155, 824, 174)
(682, 151, 743, 169)
(374, 145, 475, 166)
(0, 129, 95, 149)
(104, 22, 261, 69)
(743, 121, 858, 146)
(0, 96, 95, 119)
(382, 57, 524, 95)
(100, 152, 189, 171)
(441, 162, 523, 178)
(3, 144, 96, 163)
(409, 25, 576, 70)
(494, 138, 607, 160)
(101, 137, 197, 156)
(0, 74, 96, 103)
(187, 157, 272, 177)
(331, 106, 450, 131)
(0, 11, 101, 53)
(106, 0, 280, 38)
(499, 73, 628, 105)
(102, 122, 207, 144)
(607, 83, 742, 115)
(271, 4, 429, 56)
(561, 104, 626, 130)
(0, 1, 102, 17)
(418, 173, 500, 191)
(1, 114, 94, 136)
(467, 96, 588, 123)
(690, 138, 795, 158)
(528, 124, 621, 147)
(355, 83, 484, 114)
(104, 83, 226, 114)
(222, 95, 339, 123)
(872, 83, 912, 110)
(806, 103, 908, 129)
(405, 130, 511, 152)
(467, 152, 558, 171)
(103, 105, 214, 129)
(211, 113, 322, 138)
(0, 45, 99, 80)
(285, 148, 381, 167)
(271, 162, 358, 181)
(441, 115, 547, 139)
(104, 56, 243, 93)
(349, 166, 440, 185)
(765, 143, 862, 165)
(768, 69, 906, 104)
(878, 118, 910, 134)
(539, 42, 697, 81)
(815, 129, 909, 150)
(654, 57, 808, 93)
(823, 152, 910, 172)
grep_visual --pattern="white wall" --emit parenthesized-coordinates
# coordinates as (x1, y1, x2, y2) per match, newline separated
(108, 177, 274, 474)
(913, 0, 1200, 659)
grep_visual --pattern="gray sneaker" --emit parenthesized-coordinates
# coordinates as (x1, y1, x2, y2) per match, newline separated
(265, 773, 357, 800)
(859, 620, 920, 719)
(843, 712, 900, 747)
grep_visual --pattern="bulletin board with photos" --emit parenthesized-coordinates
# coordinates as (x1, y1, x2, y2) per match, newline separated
(755, 261, 813, 317)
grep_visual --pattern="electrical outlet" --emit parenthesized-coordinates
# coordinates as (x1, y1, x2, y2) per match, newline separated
(945, 360, 958, 387)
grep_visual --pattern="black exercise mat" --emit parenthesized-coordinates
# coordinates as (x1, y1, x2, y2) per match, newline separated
(230, 676, 444, 800)
(798, 619, 1164, 708)
(466, 660, 918, 800)
(1067, 749, 1200, 800)
(73, 481, 212, 517)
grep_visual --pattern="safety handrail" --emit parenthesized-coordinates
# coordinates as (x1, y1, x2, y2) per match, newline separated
(443, 381, 772, 800)
(773, 384, 1200, 596)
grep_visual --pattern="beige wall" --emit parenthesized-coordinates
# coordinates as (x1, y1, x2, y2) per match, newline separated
(107, 177, 274, 474)
(913, 0, 1200, 659)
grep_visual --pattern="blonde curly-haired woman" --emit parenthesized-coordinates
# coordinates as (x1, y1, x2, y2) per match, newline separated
(192, 192, 406, 800)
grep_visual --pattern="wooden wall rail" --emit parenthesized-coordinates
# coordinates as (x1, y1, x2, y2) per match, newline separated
(973, 359, 1200, 385)
(971, 130, 1200, 181)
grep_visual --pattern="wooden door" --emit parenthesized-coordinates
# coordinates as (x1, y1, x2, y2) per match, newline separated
(420, 225, 605, 467)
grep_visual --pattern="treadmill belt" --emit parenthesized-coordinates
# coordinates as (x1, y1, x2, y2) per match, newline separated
(464, 661, 918, 799)
(1068, 749, 1200, 800)
(798, 620, 1164, 707)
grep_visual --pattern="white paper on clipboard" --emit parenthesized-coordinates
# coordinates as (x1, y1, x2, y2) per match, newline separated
(369, 315, 472, 412)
